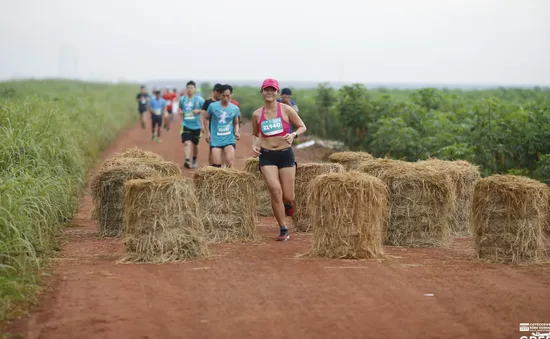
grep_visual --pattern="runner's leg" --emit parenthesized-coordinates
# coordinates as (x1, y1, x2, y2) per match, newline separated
(184, 140, 192, 168)
(211, 147, 223, 167)
(222, 145, 235, 168)
(261, 165, 289, 239)
(279, 166, 296, 216)
(192, 131, 200, 168)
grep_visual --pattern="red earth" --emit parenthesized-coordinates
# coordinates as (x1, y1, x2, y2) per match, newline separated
(5, 118, 550, 339)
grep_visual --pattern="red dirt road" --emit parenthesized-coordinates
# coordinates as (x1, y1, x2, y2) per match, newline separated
(7, 119, 550, 339)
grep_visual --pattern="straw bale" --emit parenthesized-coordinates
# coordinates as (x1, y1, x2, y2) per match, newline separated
(99, 157, 182, 176)
(306, 171, 387, 259)
(243, 157, 273, 216)
(108, 147, 164, 162)
(471, 174, 549, 264)
(357, 159, 454, 247)
(292, 162, 345, 232)
(416, 158, 481, 236)
(328, 151, 374, 171)
(120, 176, 208, 263)
(193, 167, 259, 242)
(90, 160, 181, 237)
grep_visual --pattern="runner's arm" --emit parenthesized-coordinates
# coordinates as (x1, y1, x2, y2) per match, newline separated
(284, 105, 306, 138)
(203, 105, 214, 135)
(234, 109, 240, 135)
(194, 98, 205, 115)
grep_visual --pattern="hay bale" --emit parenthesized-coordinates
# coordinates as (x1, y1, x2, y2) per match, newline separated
(193, 167, 259, 242)
(328, 151, 373, 171)
(306, 171, 388, 259)
(416, 158, 481, 236)
(99, 157, 182, 175)
(471, 174, 549, 264)
(357, 159, 454, 247)
(292, 162, 345, 232)
(243, 157, 273, 216)
(90, 160, 182, 237)
(109, 147, 164, 162)
(120, 176, 208, 263)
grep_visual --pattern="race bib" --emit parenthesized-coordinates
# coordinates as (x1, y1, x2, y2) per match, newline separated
(217, 124, 232, 136)
(140, 98, 147, 104)
(261, 117, 284, 136)
(184, 111, 195, 120)
(153, 108, 162, 115)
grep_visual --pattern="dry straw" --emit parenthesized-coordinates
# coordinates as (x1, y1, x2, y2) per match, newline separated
(306, 171, 388, 259)
(105, 147, 164, 164)
(328, 151, 374, 171)
(357, 159, 454, 247)
(193, 167, 259, 242)
(90, 160, 182, 237)
(416, 158, 481, 236)
(292, 162, 345, 232)
(243, 157, 273, 216)
(471, 174, 549, 264)
(120, 176, 209, 263)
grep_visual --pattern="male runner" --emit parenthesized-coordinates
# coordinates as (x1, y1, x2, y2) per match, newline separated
(148, 89, 168, 143)
(136, 85, 149, 129)
(204, 85, 240, 168)
(201, 83, 223, 165)
(180, 81, 205, 169)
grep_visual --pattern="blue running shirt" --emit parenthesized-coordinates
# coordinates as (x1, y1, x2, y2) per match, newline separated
(207, 101, 240, 147)
(180, 95, 205, 130)
(149, 97, 166, 116)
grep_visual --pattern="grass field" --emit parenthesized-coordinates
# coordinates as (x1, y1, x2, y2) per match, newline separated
(0, 80, 137, 322)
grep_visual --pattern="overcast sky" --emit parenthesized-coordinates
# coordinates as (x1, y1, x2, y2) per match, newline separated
(1, 0, 549, 85)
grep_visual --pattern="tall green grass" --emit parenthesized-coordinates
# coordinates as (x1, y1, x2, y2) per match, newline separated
(0, 79, 138, 322)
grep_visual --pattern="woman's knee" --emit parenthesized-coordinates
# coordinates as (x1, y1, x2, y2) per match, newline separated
(283, 191, 295, 203)
(268, 186, 283, 201)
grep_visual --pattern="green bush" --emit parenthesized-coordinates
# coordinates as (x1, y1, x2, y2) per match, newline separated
(0, 79, 137, 321)
(228, 83, 550, 178)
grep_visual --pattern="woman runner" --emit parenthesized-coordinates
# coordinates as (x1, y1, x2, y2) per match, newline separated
(251, 78, 307, 241)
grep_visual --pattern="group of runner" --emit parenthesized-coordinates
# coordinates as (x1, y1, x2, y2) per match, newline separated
(135, 79, 307, 241)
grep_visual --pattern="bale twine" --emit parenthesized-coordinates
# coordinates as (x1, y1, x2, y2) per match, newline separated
(328, 151, 373, 171)
(416, 158, 480, 236)
(471, 174, 549, 264)
(306, 171, 388, 259)
(243, 157, 273, 216)
(357, 159, 454, 247)
(292, 162, 345, 232)
(120, 177, 209, 263)
(90, 160, 182, 237)
(193, 167, 259, 242)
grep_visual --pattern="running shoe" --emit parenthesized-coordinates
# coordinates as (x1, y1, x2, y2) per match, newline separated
(192, 159, 198, 169)
(284, 202, 294, 217)
(151, 134, 155, 141)
(277, 228, 290, 241)
(184, 160, 191, 169)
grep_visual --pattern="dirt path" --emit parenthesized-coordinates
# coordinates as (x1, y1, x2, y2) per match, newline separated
(7, 119, 550, 339)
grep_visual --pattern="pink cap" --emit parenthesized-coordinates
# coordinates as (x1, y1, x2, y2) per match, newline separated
(261, 78, 279, 91)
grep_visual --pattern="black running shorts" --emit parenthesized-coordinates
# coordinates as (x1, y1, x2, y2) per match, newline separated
(258, 147, 297, 170)
(181, 126, 201, 145)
